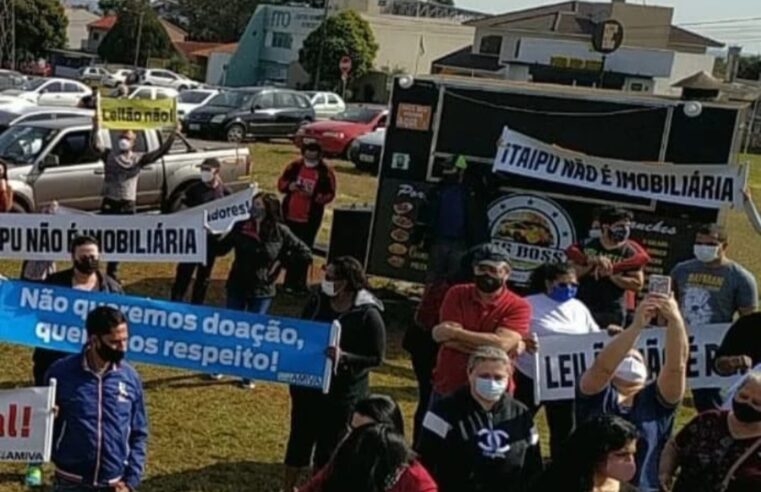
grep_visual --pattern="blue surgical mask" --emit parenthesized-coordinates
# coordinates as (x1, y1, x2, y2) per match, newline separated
(474, 377, 507, 402)
(548, 283, 578, 303)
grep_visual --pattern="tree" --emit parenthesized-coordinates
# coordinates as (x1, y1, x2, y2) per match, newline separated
(178, 0, 263, 42)
(98, 0, 125, 13)
(12, 0, 67, 61)
(98, 0, 178, 66)
(738, 55, 761, 81)
(299, 10, 379, 90)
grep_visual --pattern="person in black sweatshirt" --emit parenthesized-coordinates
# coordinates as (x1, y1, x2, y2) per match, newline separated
(283, 256, 386, 491)
(170, 158, 231, 304)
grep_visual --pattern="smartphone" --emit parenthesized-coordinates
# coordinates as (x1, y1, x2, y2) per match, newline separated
(648, 274, 672, 296)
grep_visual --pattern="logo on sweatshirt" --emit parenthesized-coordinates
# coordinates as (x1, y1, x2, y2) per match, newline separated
(477, 428, 511, 458)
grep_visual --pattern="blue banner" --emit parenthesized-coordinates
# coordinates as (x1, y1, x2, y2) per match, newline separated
(0, 280, 338, 392)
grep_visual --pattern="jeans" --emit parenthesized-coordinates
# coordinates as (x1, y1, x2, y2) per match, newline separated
(283, 219, 320, 290)
(53, 478, 114, 492)
(225, 291, 272, 314)
(100, 197, 136, 279)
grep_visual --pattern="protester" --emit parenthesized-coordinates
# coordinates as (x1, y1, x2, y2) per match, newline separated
(572, 206, 646, 328)
(0, 159, 13, 212)
(659, 370, 761, 492)
(217, 191, 311, 388)
(430, 243, 531, 401)
(530, 414, 640, 492)
(670, 223, 757, 412)
(277, 142, 336, 292)
(418, 346, 542, 492)
(715, 312, 761, 377)
(31, 235, 123, 386)
(91, 113, 180, 281)
(20, 202, 59, 283)
(514, 261, 600, 459)
(576, 294, 689, 492)
(170, 158, 232, 304)
(414, 155, 488, 283)
(46, 306, 147, 492)
(284, 257, 386, 490)
(298, 424, 438, 492)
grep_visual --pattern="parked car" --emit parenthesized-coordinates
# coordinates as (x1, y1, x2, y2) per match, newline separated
(184, 88, 314, 143)
(305, 91, 346, 119)
(0, 78, 91, 107)
(1, 118, 251, 212)
(138, 69, 201, 91)
(177, 88, 219, 120)
(294, 105, 388, 157)
(109, 68, 134, 85)
(348, 128, 385, 175)
(78, 66, 111, 86)
(127, 85, 179, 100)
(0, 70, 27, 91)
(0, 106, 93, 134)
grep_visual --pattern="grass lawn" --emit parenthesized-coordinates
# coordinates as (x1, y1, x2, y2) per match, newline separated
(0, 145, 757, 491)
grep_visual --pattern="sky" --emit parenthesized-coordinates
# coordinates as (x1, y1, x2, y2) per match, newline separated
(456, 0, 761, 54)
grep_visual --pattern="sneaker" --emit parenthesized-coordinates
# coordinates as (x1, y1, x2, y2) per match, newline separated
(238, 379, 256, 389)
(204, 373, 224, 381)
(24, 465, 43, 487)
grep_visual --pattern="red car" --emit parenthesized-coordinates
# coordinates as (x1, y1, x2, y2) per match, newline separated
(294, 105, 388, 157)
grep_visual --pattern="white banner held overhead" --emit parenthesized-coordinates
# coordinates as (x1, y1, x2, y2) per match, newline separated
(535, 323, 735, 402)
(179, 185, 257, 234)
(493, 127, 747, 209)
(0, 383, 56, 462)
(0, 213, 207, 262)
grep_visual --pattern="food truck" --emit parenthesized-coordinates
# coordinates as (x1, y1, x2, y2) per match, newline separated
(363, 75, 749, 288)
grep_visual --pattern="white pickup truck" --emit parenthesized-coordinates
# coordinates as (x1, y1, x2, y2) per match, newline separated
(2, 118, 251, 212)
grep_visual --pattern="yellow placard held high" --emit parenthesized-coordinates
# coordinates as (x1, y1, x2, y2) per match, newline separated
(98, 97, 177, 130)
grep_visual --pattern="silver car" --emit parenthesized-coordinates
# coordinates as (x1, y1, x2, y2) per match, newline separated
(0, 106, 92, 134)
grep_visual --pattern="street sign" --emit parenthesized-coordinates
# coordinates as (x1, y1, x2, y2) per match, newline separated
(339, 56, 352, 75)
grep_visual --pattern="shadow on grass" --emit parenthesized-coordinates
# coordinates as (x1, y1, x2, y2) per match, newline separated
(376, 362, 415, 381)
(140, 461, 283, 492)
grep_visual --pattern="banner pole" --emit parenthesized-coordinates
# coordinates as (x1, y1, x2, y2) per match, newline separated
(44, 378, 58, 463)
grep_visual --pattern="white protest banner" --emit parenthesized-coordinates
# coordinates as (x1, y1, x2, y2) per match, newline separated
(535, 323, 735, 402)
(179, 185, 257, 234)
(493, 127, 747, 209)
(0, 213, 206, 262)
(0, 383, 56, 462)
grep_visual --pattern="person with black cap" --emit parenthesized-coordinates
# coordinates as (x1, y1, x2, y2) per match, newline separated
(278, 142, 336, 292)
(170, 158, 232, 304)
(414, 155, 489, 284)
(429, 243, 531, 403)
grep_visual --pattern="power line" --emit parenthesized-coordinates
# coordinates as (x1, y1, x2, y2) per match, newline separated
(680, 16, 761, 27)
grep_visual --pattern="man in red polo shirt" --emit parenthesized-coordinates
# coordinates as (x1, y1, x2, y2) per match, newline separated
(431, 243, 531, 399)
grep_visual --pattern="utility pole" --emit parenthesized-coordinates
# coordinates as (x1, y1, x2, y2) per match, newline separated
(10, 0, 14, 70)
(134, 10, 145, 68)
(313, 0, 330, 90)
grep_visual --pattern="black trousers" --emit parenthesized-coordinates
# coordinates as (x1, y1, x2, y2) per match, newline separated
(285, 386, 358, 469)
(100, 197, 136, 278)
(403, 325, 439, 448)
(171, 251, 218, 304)
(514, 369, 575, 460)
(284, 218, 320, 289)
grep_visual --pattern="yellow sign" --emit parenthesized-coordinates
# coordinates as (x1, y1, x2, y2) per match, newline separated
(97, 97, 177, 130)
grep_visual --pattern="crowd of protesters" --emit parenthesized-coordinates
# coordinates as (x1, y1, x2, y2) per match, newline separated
(1, 140, 760, 492)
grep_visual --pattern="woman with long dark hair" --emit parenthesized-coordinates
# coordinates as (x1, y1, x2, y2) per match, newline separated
(514, 261, 600, 458)
(350, 394, 405, 436)
(531, 415, 640, 492)
(0, 160, 13, 212)
(283, 257, 386, 490)
(298, 424, 437, 492)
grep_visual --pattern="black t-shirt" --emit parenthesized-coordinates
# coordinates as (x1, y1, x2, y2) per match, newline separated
(717, 312, 761, 367)
(576, 238, 639, 327)
(183, 181, 231, 208)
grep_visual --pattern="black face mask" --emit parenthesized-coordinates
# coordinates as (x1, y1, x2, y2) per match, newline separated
(732, 399, 761, 423)
(474, 274, 504, 294)
(96, 337, 125, 364)
(74, 256, 99, 274)
(607, 225, 631, 243)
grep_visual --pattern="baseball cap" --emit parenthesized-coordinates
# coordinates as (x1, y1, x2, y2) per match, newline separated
(470, 243, 511, 266)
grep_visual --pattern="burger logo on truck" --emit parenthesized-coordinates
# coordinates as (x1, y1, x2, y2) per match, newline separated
(488, 194, 575, 284)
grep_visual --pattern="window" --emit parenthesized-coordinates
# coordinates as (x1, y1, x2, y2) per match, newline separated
(92, 32, 100, 42)
(42, 82, 62, 93)
(376, 115, 387, 128)
(51, 131, 98, 166)
(327, 94, 340, 105)
(295, 94, 311, 109)
(133, 89, 153, 100)
(155, 90, 172, 100)
(23, 114, 55, 123)
(64, 83, 84, 93)
(274, 92, 297, 108)
(255, 92, 275, 109)
(168, 137, 190, 155)
(271, 32, 293, 49)
(629, 83, 644, 92)
(313, 94, 326, 105)
(479, 35, 502, 56)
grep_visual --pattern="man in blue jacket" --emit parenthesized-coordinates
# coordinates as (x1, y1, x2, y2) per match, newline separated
(46, 306, 147, 492)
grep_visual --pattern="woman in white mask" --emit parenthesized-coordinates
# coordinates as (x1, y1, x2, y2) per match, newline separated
(531, 414, 640, 492)
(283, 256, 386, 491)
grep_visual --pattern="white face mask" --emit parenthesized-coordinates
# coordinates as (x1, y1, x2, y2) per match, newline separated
(304, 158, 319, 168)
(200, 170, 215, 183)
(588, 228, 602, 239)
(615, 355, 648, 384)
(118, 138, 132, 152)
(474, 377, 507, 402)
(321, 279, 337, 297)
(694, 244, 720, 263)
